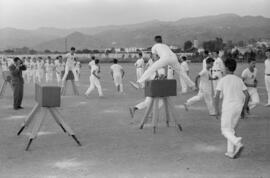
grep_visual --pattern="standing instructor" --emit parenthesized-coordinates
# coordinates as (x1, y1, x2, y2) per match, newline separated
(9, 57, 26, 110)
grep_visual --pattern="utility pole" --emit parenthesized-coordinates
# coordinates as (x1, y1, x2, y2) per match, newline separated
(65, 38, 67, 53)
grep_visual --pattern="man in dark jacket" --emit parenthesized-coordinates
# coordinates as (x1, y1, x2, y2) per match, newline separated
(9, 57, 26, 110)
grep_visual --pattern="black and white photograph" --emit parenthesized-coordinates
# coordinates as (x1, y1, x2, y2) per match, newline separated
(0, 0, 269, 177)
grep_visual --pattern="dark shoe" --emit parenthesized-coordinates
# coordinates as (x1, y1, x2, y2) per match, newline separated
(18, 106, 24, 109)
(14, 107, 19, 110)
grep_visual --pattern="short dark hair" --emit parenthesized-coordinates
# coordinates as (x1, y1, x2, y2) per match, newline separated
(154, 35, 162, 43)
(13, 57, 20, 63)
(138, 53, 142, 57)
(182, 56, 187, 61)
(71, 47, 75, 51)
(113, 58, 118, 63)
(225, 59, 237, 72)
(95, 59, 99, 64)
(206, 57, 215, 64)
(215, 51, 219, 55)
(248, 58, 256, 63)
(266, 48, 270, 52)
(204, 50, 209, 55)
(91, 56, 95, 60)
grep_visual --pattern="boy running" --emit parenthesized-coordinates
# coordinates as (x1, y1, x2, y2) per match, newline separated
(110, 59, 125, 93)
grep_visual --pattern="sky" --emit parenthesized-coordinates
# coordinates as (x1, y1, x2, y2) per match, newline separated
(0, 0, 269, 29)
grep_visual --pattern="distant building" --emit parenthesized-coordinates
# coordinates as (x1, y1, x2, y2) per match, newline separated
(193, 40, 199, 48)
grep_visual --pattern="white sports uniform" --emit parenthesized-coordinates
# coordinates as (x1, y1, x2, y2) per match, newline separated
(186, 69, 216, 115)
(55, 61, 62, 84)
(36, 61, 43, 83)
(32, 61, 38, 83)
(29, 60, 36, 83)
(45, 62, 54, 82)
(202, 57, 208, 70)
(75, 61, 81, 79)
(135, 58, 145, 87)
(212, 57, 225, 91)
(62, 53, 78, 82)
(265, 59, 270, 105)
(137, 43, 195, 89)
(180, 61, 190, 93)
(110, 64, 124, 92)
(241, 68, 259, 109)
(85, 64, 103, 96)
(26, 61, 31, 83)
(216, 74, 247, 154)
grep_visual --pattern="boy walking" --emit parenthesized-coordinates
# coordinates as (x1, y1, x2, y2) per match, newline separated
(215, 59, 249, 159)
(110, 59, 125, 93)
(85, 59, 103, 97)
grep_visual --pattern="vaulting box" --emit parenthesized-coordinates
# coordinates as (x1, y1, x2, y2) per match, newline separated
(145, 79, 177, 97)
(2, 71, 11, 82)
(35, 83, 61, 107)
(61, 71, 74, 80)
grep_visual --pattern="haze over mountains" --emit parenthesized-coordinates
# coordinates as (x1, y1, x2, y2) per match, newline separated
(1, 14, 270, 51)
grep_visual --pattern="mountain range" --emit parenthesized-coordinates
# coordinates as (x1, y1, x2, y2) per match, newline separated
(1, 13, 270, 51)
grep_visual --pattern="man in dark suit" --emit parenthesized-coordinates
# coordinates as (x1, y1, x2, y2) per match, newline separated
(9, 57, 26, 110)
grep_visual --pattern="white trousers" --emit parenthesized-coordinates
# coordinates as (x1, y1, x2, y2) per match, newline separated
(135, 97, 163, 110)
(62, 65, 78, 82)
(137, 55, 195, 88)
(136, 68, 144, 87)
(221, 103, 243, 153)
(45, 72, 53, 83)
(180, 74, 188, 93)
(265, 76, 270, 104)
(85, 76, 103, 96)
(247, 88, 260, 109)
(212, 71, 223, 94)
(27, 70, 32, 83)
(56, 72, 62, 83)
(186, 89, 216, 115)
(113, 74, 123, 92)
(36, 70, 42, 83)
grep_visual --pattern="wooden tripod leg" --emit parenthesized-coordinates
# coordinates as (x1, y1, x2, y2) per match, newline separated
(152, 98, 159, 134)
(139, 97, 154, 129)
(25, 108, 47, 151)
(0, 81, 7, 97)
(17, 104, 40, 136)
(167, 97, 183, 132)
(47, 108, 66, 133)
(163, 98, 170, 127)
(51, 108, 81, 146)
(71, 80, 79, 96)
(61, 81, 67, 96)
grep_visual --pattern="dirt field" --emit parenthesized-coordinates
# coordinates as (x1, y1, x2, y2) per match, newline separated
(0, 63, 269, 178)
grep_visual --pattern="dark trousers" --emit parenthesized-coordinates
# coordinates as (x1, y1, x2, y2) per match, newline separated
(13, 83, 24, 109)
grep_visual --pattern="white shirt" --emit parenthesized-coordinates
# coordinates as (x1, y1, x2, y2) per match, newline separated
(202, 57, 209, 70)
(88, 60, 95, 68)
(241, 68, 257, 87)
(135, 58, 144, 68)
(199, 69, 212, 92)
(45, 63, 54, 72)
(213, 57, 225, 73)
(216, 74, 247, 109)
(91, 64, 99, 77)
(1, 61, 8, 71)
(265, 59, 270, 74)
(110, 64, 123, 76)
(151, 43, 175, 58)
(181, 61, 189, 73)
(65, 53, 76, 67)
